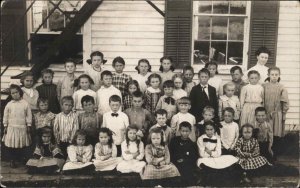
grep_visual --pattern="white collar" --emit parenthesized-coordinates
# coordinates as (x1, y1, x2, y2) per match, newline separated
(200, 84, 208, 88)
(147, 87, 161, 93)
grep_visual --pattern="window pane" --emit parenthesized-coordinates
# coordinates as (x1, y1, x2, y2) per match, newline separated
(194, 41, 210, 64)
(213, 1, 229, 14)
(229, 17, 244, 40)
(212, 17, 227, 40)
(211, 42, 226, 64)
(230, 1, 246, 14)
(198, 1, 212, 13)
(228, 42, 243, 65)
(198, 17, 210, 40)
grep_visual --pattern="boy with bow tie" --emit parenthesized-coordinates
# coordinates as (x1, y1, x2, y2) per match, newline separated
(102, 95, 129, 156)
(156, 80, 177, 124)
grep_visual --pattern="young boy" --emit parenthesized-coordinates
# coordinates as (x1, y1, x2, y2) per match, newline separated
(171, 97, 196, 142)
(124, 91, 154, 141)
(97, 70, 122, 115)
(53, 96, 79, 158)
(78, 95, 102, 146)
(57, 58, 77, 101)
(112, 56, 132, 97)
(220, 107, 239, 155)
(219, 82, 241, 122)
(254, 107, 274, 163)
(149, 109, 173, 145)
(102, 95, 129, 156)
(229, 66, 247, 97)
(156, 80, 177, 122)
(170, 121, 198, 185)
(189, 68, 218, 122)
(196, 106, 216, 138)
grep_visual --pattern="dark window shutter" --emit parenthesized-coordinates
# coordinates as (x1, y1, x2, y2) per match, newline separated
(164, 0, 192, 68)
(248, 1, 279, 68)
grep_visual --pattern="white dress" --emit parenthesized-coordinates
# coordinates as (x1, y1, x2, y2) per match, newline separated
(131, 72, 152, 93)
(173, 89, 187, 100)
(117, 141, 146, 173)
(197, 135, 238, 169)
(208, 76, 223, 96)
(93, 143, 122, 171)
(63, 145, 94, 171)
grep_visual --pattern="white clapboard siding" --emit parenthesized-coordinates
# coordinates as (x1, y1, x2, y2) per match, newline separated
(275, 1, 300, 126)
(83, 0, 164, 71)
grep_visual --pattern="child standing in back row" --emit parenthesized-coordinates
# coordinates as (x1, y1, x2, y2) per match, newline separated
(132, 59, 152, 93)
(172, 74, 187, 100)
(205, 62, 223, 96)
(230, 66, 247, 97)
(112, 56, 132, 97)
(36, 69, 60, 113)
(85, 51, 107, 91)
(159, 56, 176, 86)
(21, 71, 39, 113)
(183, 66, 196, 97)
(240, 70, 264, 126)
(57, 58, 77, 101)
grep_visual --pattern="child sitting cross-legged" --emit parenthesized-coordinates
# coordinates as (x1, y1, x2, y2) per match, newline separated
(26, 127, 65, 174)
(116, 125, 146, 173)
(169, 122, 198, 185)
(62, 130, 95, 174)
(140, 127, 180, 181)
(93, 128, 122, 172)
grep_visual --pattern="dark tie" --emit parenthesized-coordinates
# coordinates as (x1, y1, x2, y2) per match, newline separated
(203, 138, 217, 143)
(111, 113, 118, 117)
(164, 97, 175, 105)
(202, 86, 209, 101)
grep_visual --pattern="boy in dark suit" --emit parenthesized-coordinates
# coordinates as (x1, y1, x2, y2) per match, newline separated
(189, 68, 218, 122)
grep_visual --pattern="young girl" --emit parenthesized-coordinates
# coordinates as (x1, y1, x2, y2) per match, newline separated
(159, 56, 176, 86)
(34, 98, 56, 130)
(141, 127, 180, 180)
(183, 66, 196, 96)
(93, 128, 122, 171)
(205, 62, 223, 96)
(85, 51, 107, 91)
(132, 59, 152, 93)
(263, 67, 289, 138)
(116, 125, 146, 173)
(72, 74, 97, 113)
(196, 121, 239, 186)
(20, 71, 39, 113)
(26, 127, 65, 174)
(62, 130, 94, 174)
(36, 69, 60, 113)
(172, 74, 187, 100)
(144, 73, 162, 114)
(2, 84, 32, 168)
(240, 70, 264, 126)
(123, 80, 140, 110)
(235, 124, 272, 183)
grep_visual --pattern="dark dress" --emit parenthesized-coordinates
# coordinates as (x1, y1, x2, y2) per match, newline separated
(170, 136, 198, 185)
(36, 83, 60, 113)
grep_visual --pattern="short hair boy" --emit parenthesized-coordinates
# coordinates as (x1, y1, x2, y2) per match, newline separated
(102, 95, 129, 156)
(112, 56, 132, 96)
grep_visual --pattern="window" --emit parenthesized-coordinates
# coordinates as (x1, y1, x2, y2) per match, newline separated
(31, 0, 82, 33)
(192, 1, 250, 68)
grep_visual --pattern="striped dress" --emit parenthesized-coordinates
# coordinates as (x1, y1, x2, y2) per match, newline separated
(144, 87, 162, 114)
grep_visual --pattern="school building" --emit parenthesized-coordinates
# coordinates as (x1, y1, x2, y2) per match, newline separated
(1, 0, 299, 130)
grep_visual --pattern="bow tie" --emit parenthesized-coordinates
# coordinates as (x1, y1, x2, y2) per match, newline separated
(203, 138, 217, 143)
(111, 113, 118, 117)
(158, 125, 168, 131)
(164, 97, 175, 105)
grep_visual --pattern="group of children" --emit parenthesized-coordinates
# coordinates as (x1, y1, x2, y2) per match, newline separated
(2, 46, 289, 185)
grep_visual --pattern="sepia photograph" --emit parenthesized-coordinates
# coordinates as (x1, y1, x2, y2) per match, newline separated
(0, 0, 299, 187)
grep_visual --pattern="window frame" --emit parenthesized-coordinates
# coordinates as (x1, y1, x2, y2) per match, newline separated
(191, 1, 251, 74)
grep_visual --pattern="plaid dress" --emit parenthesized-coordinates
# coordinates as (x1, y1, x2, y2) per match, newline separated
(235, 137, 271, 170)
(141, 144, 180, 180)
(123, 95, 133, 110)
(112, 73, 132, 96)
(144, 88, 162, 114)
